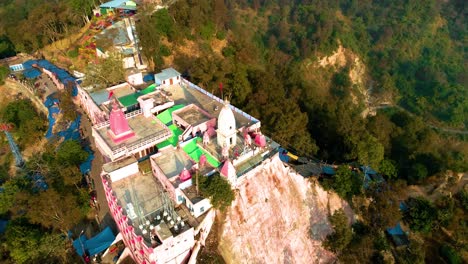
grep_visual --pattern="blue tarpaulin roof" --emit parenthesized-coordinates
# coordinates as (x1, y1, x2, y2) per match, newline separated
(73, 227, 115, 257)
(23, 60, 77, 96)
(143, 74, 154, 82)
(322, 166, 335, 175)
(23, 68, 41, 79)
(361, 166, 377, 175)
(386, 223, 404, 235)
(80, 147, 94, 174)
(0, 219, 8, 234)
(278, 148, 290, 162)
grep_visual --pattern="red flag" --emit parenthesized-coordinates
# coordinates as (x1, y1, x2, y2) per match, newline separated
(108, 90, 114, 100)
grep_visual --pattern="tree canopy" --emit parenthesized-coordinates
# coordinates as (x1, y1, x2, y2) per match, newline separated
(198, 173, 235, 211)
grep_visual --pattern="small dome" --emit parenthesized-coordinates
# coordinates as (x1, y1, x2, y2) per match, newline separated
(217, 102, 236, 136)
(179, 168, 191, 182)
(254, 133, 266, 147)
(199, 154, 207, 167)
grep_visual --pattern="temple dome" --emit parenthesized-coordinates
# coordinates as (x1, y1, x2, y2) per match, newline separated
(217, 100, 237, 148)
(217, 102, 236, 135)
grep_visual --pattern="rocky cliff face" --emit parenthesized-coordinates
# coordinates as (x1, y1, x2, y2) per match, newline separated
(218, 155, 352, 264)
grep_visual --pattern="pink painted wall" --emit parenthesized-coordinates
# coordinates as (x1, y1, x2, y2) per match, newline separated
(77, 86, 108, 124)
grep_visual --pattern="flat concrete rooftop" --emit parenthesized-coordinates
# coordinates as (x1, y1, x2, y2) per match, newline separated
(111, 171, 165, 222)
(167, 83, 257, 129)
(111, 83, 134, 98)
(96, 114, 170, 150)
(181, 185, 204, 204)
(152, 148, 193, 179)
(173, 104, 211, 127)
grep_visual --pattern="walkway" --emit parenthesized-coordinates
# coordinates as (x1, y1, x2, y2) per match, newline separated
(79, 114, 117, 233)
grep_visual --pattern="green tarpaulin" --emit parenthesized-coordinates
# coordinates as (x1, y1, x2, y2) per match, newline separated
(156, 104, 185, 125)
(156, 124, 183, 149)
(182, 138, 220, 167)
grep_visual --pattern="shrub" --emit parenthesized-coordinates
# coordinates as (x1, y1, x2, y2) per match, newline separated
(439, 245, 462, 264)
(67, 48, 79, 58)
(159, 45, 171, 57)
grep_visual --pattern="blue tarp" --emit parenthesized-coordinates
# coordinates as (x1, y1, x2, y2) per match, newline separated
(23, 68, 41, 79)
(80, 147, 94, 174)
(22, 60, 78, 96)
(73, 227, 115, 257)
(278, 148, 290, 162)
(44, 95, 60, 139)
(387, 222, 404, 235)
(143, 73, 154, 82)
(32, 173, 48, 191)
(0, 219, 8, 234)
(361, 166, 377, 175)
(399, 202, 408, 211)
(322, 166, 335, 175)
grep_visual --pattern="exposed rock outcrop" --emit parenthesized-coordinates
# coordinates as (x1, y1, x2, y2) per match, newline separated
(219, 155, 353, 264)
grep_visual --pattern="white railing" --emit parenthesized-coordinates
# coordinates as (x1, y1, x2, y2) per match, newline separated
(94, 109, 143, 129)
(181, 79, 259, 123)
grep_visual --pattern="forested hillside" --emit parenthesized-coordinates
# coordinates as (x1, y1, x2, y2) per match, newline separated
(135, 0, 467, 179)
(0, 0, 466, 262)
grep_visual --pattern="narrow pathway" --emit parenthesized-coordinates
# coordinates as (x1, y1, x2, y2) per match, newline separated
(79, 114, 116, 233)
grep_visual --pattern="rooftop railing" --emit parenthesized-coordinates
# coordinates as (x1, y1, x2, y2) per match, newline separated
(181, 79, 260, 123)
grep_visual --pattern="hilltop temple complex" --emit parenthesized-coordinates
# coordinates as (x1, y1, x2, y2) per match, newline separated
(87, 68, 279, 264)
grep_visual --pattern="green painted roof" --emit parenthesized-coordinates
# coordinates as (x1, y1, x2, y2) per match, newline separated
(156, 104, 185, 125)
(182, 138, 220, 168)
(156, 124, 183, 149)
(118, 92, 140, 107)
(117, 84, 157, 107)
(141, 84, 156, 95)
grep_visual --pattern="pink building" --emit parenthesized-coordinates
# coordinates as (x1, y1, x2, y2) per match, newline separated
(101, 156, 199, 264)
(171, 104, 216, 141)
(92, 101, 172, 162)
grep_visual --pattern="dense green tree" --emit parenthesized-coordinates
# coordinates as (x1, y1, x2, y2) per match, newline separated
(0, 65, 9, 85)
(56, 85, 78, 123)
(357, 134, 384, 170)
(378, 159, 397, 179)
(365, 185, 401, 231)
(439, 244, 462, 264)
(56, 140, 88, 167)
(324, 209, 352, 253)
(1, 99, 47, 147)
(82, 52, 125, 89)
(198, 173, 235, 211)
(4, 219, 70, 264)
(322, 165, 361, 200)
(404, 197, 437, 233)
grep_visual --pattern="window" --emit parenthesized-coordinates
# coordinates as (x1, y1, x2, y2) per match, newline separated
(200, 206, 205, 213)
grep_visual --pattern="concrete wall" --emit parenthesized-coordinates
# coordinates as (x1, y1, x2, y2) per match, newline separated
(150, 154, 177, 201)
(108, 162, 139, 182)
(77, 86, 107, 124)
(152, 227, 195, 264)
